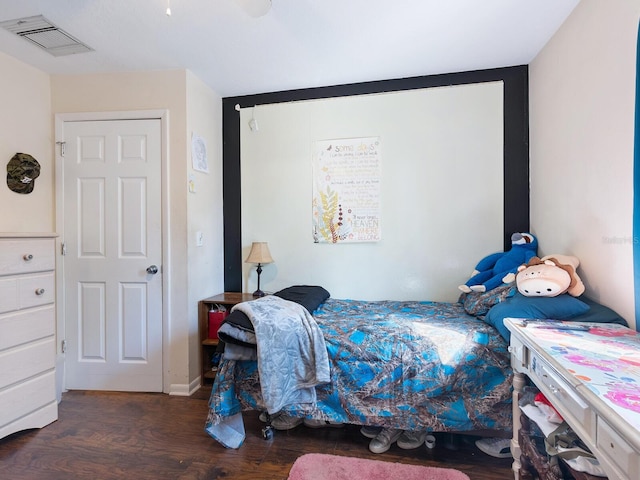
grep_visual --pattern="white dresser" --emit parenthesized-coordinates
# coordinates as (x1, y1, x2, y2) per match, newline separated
(0, 233, 58, 439)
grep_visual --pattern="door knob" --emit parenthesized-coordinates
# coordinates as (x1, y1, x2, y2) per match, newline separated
(146, 265, 159, 275)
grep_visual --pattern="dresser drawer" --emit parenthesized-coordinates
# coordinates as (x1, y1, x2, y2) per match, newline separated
(530, 353, 595, 440)
(597, 417, 640, 479)
(0, 306, 55, 351)
(0, 371, 56, 430)
(508, 334, 527, 369)
(0, 277, 18, 313)
(18, 272, 55, 309)
(0, 337, 55, 389)
(0, 238, 54, 275)
(0, 272, 55, 314)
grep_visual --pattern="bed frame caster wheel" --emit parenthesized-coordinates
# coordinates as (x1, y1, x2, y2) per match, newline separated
(262, 425, 274, 440)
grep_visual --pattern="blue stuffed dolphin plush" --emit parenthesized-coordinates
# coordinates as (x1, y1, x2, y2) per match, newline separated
(459, 232, 538, 293)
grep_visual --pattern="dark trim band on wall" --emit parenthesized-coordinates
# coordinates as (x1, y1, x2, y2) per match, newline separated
(222, 65, 530, 292)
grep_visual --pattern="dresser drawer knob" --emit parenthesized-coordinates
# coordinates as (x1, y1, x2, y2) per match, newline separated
(23, 253, 34, 261)
(35, 288, 45, 296)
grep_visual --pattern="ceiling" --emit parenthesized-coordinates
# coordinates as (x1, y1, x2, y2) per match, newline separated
(0, 0, 580, 98)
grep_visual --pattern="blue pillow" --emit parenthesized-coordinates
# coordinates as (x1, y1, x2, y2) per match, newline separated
(570, 296, 628, 327)
(484, 293, 590, 342)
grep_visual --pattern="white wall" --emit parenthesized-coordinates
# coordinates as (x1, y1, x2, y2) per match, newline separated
(186, 71, 224, 384)
(51, 70, 223, 392)
(0, 51, 53, 233)
(240, 82, 504, 302)
(529, 0, 640, 328)
(0, 61, 224, 392)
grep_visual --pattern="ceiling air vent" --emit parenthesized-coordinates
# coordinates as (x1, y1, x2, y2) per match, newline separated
(0, 15, 93, 57)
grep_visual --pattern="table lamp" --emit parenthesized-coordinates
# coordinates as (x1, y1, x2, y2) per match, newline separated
(245, 242, 273, 297)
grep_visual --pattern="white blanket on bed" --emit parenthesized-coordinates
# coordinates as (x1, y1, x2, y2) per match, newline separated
(233, 295, 330, 414)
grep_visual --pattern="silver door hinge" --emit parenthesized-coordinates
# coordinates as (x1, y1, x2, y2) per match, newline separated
(61, 339, 67, 353)
(61, 242, 67, 256)
(56, 141, 66, 157)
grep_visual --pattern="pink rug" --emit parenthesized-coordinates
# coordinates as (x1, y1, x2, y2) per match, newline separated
(287, 453, 470, 480)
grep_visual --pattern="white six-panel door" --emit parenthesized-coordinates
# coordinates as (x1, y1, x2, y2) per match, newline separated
(62, 119, 163, 392)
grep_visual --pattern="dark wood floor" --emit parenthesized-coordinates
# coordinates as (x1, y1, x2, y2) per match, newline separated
(0, 385, 515, 479)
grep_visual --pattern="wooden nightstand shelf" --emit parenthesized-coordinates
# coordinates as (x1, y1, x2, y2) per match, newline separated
(199, 292, 255, 384)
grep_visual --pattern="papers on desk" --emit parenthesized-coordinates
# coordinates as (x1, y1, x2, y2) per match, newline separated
(522, 319, 590, 331)
(520, 404, 558, 437)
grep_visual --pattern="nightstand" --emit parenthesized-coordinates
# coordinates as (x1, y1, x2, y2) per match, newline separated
(199, 292, 255, 384)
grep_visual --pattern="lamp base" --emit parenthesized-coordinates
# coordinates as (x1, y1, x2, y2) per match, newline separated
(252, 289, 266, 298)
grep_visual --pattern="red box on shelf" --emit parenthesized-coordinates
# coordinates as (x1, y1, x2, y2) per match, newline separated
(208, 309, 228, 339)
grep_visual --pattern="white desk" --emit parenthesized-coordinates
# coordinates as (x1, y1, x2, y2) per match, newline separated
(505, 318, 640, 480)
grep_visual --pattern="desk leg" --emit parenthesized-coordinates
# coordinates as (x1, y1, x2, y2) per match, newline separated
(511, 371, 525, 480)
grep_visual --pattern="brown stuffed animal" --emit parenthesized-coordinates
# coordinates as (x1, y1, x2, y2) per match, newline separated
(515, 255, 585, 297)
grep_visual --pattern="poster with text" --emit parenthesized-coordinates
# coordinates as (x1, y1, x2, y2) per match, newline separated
(313, 137, 381, 243)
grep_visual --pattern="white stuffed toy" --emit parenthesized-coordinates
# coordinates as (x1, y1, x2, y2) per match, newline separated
(514, 254, 585, 297)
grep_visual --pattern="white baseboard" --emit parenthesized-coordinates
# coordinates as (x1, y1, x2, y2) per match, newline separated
(168, 377, 202, 396)
(56, 354, 66, 403)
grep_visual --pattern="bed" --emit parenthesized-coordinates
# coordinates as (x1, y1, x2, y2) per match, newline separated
(204, 285, 627, 448)
(205, 285, 517, 447)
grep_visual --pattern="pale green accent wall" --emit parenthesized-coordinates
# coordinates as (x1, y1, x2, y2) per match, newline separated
(240, 82, 504, 302)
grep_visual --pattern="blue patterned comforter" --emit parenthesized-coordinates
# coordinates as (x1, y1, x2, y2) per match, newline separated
(206, 298, 513, 443)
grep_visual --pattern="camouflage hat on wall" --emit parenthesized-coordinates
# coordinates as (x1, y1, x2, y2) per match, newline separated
(7, 153, 41, 194)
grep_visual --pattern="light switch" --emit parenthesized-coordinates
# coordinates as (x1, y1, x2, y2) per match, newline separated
(196, 231, 204, 246)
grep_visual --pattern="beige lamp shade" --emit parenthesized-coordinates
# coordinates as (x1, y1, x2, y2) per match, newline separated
(245, 242, 273, 264)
